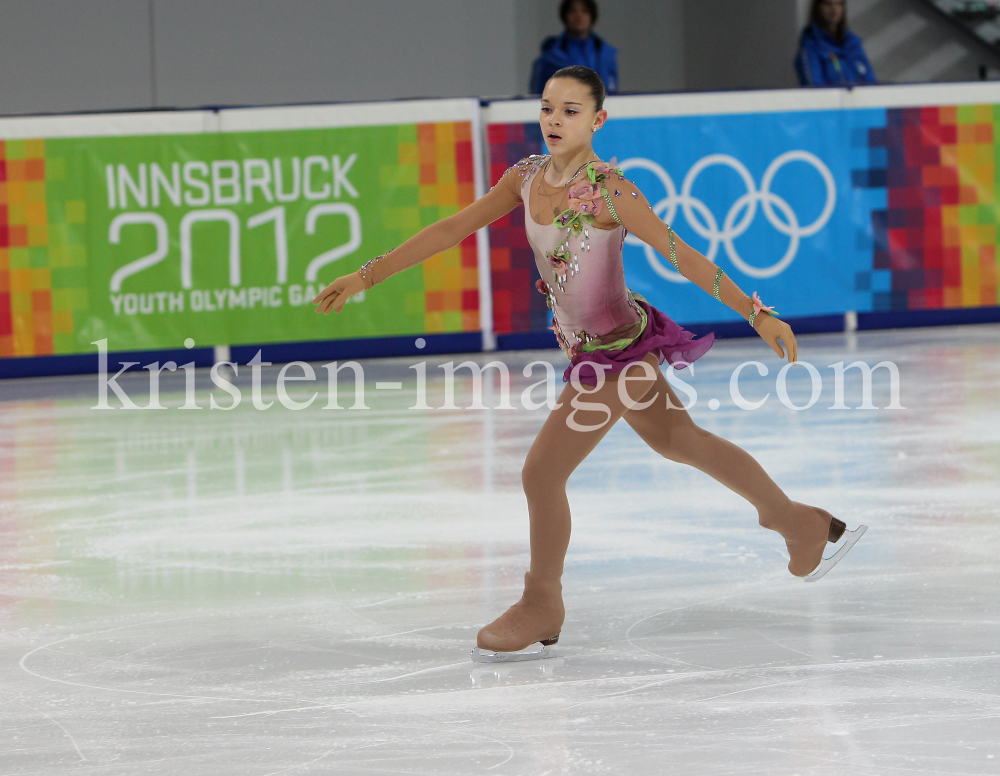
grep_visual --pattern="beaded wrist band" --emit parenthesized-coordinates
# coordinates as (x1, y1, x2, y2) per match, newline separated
(748, 291, 778, 329)
(357, 251, 391, 290)
(713, 266, 724, 301)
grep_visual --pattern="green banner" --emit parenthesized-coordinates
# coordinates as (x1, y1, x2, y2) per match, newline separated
(1, 119, 480, 358)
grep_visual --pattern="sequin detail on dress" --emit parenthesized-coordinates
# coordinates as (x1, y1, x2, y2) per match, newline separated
(521, 155, 715, 385)
(545, 159, 625, 293)
(523, 156, 644, 359)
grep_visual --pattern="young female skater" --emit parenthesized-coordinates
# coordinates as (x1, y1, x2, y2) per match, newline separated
(313, 66, 865, 659)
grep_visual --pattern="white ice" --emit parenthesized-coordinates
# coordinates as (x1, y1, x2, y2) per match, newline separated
(1, 324, 998, 775)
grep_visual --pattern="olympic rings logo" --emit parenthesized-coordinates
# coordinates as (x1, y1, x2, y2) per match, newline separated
(619, 151, 836, 281)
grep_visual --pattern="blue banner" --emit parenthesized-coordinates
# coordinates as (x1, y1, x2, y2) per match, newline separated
(591, 108, 889, 324)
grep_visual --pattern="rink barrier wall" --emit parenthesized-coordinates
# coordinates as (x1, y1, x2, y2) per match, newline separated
(0, 99, 490, 379)
(2, 82, 1000, 379)
(484, 81, 1000, 342)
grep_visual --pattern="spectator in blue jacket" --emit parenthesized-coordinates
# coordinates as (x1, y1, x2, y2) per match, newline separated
(795, 0, 877, 86)
(530, 0, 618, 95)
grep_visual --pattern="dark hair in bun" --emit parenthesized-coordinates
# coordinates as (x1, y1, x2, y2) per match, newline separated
(550, 65, 606, 111)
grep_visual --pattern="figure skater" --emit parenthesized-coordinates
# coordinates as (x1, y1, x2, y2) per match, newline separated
(313, 66, 866, 661)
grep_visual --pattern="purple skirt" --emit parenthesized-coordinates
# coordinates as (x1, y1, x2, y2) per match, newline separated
(562, 297, 715, 387)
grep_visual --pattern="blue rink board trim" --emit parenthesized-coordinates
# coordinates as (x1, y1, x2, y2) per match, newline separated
(0, 347, 217, 380)
(3, 309, 999, 380)
(856, 306, 1000, 330)
(229, 331, 482, 364)
(0, 332, 483, 380)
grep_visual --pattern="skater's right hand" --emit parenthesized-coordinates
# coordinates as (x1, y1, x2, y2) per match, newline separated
(755, 312, 798, 364)
(313, 273, 366, 315)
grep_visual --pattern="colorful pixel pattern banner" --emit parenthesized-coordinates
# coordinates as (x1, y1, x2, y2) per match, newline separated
(0, 118, 479, 359)
(486, 102, 1000, 335)
(858, 104, 998, 311)
(3, 95, 999, 362)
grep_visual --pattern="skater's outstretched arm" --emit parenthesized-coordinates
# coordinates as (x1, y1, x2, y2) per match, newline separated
(313, 164, 526, 315)
(607, 177, 798, 363)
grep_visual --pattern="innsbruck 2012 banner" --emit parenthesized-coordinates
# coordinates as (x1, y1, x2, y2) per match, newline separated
(0, 103, 482, 360)
(5, 89, 1000, 363)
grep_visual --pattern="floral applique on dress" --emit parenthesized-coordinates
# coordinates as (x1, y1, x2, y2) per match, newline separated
(544, 158, 624, 291)
(532, 158, 647, 360)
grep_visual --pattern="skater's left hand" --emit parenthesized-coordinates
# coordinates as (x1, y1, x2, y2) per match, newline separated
(755, 313, 798, 363)
(313, 272, 366, 315)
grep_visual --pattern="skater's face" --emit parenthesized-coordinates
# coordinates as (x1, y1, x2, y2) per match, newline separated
(539, 77, 606, 155)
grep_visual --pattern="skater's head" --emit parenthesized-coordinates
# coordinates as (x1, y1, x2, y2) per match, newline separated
(547, 65, 606, 111)
(540, 66, 607, 155)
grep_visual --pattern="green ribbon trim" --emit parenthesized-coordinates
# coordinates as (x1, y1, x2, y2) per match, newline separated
(578, 293, 649, 353)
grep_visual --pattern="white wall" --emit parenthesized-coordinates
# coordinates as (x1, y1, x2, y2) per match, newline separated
(1, 0, 995, 117)
(0, 0, 688, 116)
(0, 0, 154, 115)
(683, 0, 803, 91)
(152, 0, 518, 107)
(0, 0, 520, 115)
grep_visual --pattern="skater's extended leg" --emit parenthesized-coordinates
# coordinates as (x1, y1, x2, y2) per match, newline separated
(621, 367, 835, 576)
(477, 353, 662, 652)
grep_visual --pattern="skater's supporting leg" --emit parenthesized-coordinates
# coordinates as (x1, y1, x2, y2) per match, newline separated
(621, 367, 833, 576)
(521, 352, 663, 578)
(477, 352, 662, 652)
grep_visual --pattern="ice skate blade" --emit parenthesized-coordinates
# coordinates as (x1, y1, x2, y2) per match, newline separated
(804, 525, 867, 582)
(470, 645, 564, 663)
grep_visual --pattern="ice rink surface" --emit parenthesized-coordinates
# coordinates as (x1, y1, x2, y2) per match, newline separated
(1, 324, 998, 775)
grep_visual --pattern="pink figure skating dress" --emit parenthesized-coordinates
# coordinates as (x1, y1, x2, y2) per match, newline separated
(516, 154, 715, 386)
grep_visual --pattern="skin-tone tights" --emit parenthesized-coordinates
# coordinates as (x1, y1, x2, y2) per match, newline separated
(524, 353, 827, 584)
